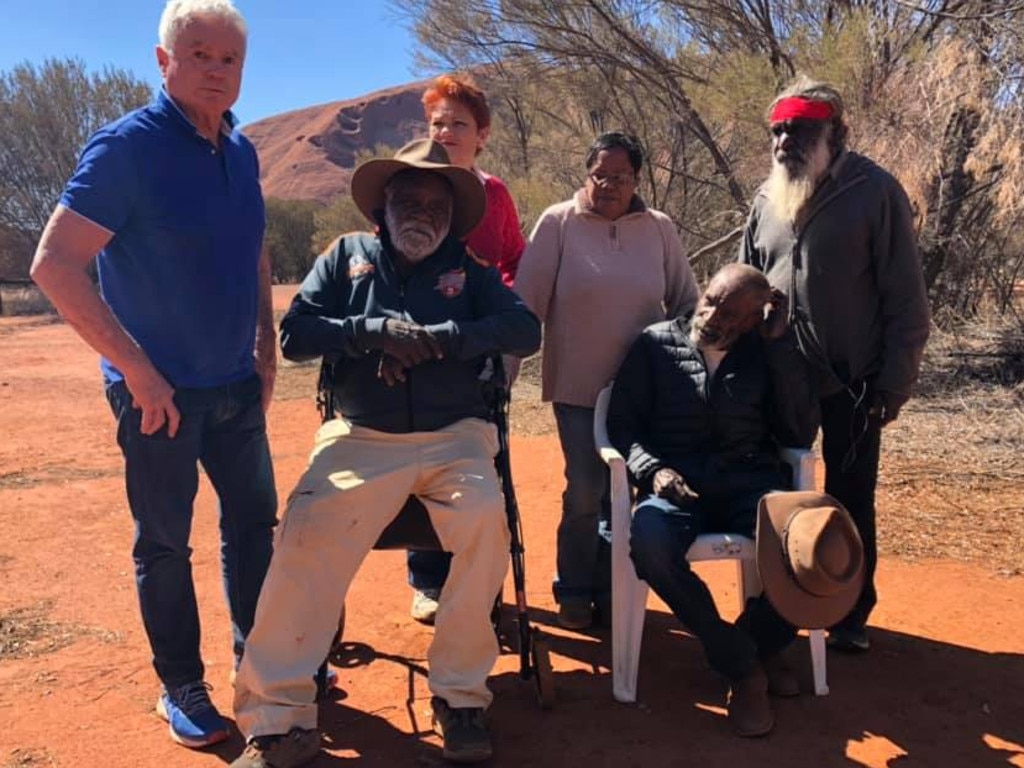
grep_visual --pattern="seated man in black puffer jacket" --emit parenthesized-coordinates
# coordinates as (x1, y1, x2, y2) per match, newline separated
(606, 263, 819, 739)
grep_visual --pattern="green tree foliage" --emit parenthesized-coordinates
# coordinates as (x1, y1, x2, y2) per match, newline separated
(312, 194, 369, 254)
(264, 198, 321, 283)
(0, 58, 151, 264)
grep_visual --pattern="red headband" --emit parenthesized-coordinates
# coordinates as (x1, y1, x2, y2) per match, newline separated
(769, 97, 834, 124)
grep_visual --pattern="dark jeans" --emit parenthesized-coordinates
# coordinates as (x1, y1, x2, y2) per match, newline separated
(821, 383, 882, 631)
(629, 493, 796, 681)
(407, 550, 451, 591)
(106, 374, 277, 688)
(552, 403, 611, 606)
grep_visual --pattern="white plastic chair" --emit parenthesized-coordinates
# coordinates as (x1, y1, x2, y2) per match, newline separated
(593, 385, 828, 703)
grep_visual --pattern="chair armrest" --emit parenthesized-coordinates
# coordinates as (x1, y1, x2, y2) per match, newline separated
(593, 386, 619, 459)
(778, 446, 816, 491)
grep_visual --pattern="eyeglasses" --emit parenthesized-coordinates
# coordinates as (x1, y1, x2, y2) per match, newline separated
(587, 171, 635, 188)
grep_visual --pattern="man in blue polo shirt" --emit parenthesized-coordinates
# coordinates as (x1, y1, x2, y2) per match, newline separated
(30, 0, 276, 750)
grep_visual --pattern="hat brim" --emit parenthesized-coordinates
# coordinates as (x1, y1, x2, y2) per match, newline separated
(350, 158, 485, 239)
(756, 491, 864, 630)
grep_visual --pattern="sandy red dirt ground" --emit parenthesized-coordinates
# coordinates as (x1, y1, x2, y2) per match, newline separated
(1, 292, 1023, 767)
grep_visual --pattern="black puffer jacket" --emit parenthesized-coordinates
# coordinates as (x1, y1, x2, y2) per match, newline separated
(606, 317, 819, 498)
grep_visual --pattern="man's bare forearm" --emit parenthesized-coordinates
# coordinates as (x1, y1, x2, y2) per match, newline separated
(254, 246, 277, 361)
(32, 243, 155, 381)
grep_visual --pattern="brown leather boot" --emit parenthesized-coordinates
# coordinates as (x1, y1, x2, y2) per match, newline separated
(726, 668, 774, 737)
(763, 652, 800, 697)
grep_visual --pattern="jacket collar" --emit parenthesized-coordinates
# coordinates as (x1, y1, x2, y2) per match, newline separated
(572, 188, 648, 219)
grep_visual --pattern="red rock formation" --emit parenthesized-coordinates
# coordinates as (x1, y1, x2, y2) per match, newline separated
(244, 79, 431, 203)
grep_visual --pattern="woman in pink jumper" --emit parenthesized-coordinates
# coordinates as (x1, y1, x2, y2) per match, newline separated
(514, 132, 698, 629)
(405, 74, 527, 624)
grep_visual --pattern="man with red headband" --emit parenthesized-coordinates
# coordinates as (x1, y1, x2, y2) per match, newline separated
(739, 77, 930, 653)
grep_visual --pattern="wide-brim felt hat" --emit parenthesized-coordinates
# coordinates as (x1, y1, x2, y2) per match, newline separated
(756, 491, 865, 629)
(349, 138, 485, 239)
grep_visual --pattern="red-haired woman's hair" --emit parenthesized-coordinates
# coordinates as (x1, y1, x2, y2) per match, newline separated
(422, 74, 491, 131)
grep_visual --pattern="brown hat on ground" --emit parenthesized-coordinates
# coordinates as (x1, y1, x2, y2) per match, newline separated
(756, 491, 865, 629)
(349, 138, 485, 239)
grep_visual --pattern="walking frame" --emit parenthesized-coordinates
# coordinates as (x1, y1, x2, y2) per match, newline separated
(317, 355, 555, 708)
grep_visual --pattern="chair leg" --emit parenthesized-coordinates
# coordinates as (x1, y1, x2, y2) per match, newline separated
(809, 629, 829, 695)
(737, 557, 762, 609)
(612, 567, 649, 703)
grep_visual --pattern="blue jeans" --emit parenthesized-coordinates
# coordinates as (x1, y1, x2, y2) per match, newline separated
(552, 403, 611, 606)
(106, 374, 277, 688)
(629, 493, 795, 681)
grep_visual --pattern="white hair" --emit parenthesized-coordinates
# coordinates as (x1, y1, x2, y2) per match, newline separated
(158, 0, 247, 51)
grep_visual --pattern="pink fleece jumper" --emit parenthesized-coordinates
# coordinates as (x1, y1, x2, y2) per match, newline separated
(514, 190, 698, 408)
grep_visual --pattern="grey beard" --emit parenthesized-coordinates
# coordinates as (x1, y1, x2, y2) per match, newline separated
(764, 163, 817, 223)
(764, 140, 832, 223)
(392, 231, 440, 263)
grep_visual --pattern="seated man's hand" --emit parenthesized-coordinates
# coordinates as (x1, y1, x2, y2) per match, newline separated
(760, 287, 789, 340)
(377, 354, 407, 387)
(652, 468, 700, 507)
(374, 319, 444, 368)
(502, 355, 522, 388)
(867, 389, 905, 427)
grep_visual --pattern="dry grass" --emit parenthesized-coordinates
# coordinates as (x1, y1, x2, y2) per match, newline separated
(0, 601, 121, 661)
(0, 284, 53, 317)
(3, 749, 57, 768)
(877, 316, 1024, 574)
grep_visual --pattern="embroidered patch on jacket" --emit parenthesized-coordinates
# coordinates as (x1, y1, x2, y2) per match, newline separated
(435, 268, 466, 298)
(347, 253, 375, 279)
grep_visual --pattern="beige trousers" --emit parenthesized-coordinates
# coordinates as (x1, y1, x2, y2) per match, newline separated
(234, 417, 510, 738)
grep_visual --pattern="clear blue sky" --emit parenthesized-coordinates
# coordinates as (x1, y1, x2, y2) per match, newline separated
(0, 0, 425, 124)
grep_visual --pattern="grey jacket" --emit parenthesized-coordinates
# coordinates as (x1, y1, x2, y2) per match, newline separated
(739, 151, 930, 404)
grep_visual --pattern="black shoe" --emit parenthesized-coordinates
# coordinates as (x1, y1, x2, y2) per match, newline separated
(592, 595, 612, 629)
(431, 696, 493, 763)
(762, 652, 800, 697)
(230, 728, 320, 768)
(556, 600, 593, 630)
(726, 668, 774, 738)
(828, 625, 870, 653)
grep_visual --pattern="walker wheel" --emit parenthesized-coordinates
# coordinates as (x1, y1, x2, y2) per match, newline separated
(531, 629, 555, 709)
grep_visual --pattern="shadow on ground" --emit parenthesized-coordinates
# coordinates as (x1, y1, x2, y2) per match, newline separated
(330, 607, 1024, 767)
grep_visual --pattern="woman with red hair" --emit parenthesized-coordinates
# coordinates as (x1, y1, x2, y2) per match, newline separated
(421, 74, 525, 286)
(407, 73, 526, 624)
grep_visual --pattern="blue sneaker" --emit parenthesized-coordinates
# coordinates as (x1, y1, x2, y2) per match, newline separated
(156, 681, 230, 748)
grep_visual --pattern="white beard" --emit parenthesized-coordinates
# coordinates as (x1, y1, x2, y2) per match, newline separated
(764, 138, 833, 224)
(391, 229, 442, 263)
(385, 210, 449, 263)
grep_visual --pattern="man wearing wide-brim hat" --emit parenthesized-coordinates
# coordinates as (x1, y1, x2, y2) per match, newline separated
(230, 139, 541, 768)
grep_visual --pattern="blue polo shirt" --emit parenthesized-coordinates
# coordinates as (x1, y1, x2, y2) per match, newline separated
(60, 89, 265, 388)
